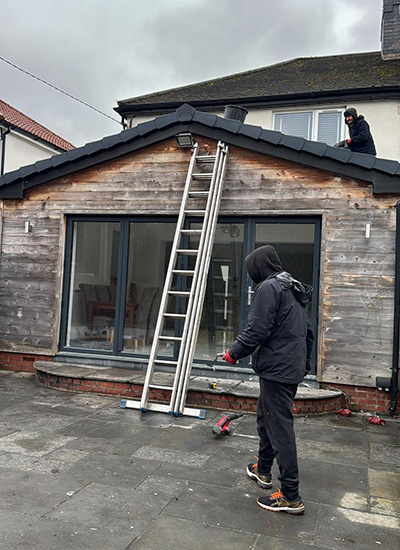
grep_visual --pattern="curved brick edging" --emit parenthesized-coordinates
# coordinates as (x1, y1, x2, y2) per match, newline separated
(34, 365, 345, 415)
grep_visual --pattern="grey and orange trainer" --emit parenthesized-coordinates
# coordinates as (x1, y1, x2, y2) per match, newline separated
(246, 457, 272, 489)
(257, 489, 305, 515)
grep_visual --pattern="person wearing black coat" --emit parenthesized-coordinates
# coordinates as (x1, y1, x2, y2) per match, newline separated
(222, 245, 314, 514)
(335, 107, 376, 155)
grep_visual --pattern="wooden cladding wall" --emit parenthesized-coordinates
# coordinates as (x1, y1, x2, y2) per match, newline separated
(0, 136, 397, 386)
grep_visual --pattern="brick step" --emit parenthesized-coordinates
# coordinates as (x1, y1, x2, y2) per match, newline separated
(34, 361, 344, 415)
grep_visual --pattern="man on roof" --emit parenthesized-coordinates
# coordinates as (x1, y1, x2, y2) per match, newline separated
(335, 108, 376, 155)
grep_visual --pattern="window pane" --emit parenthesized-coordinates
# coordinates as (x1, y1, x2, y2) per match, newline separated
(274, 112, 312, 139)
(317, 111, 341, 145)
(190, 222, 244, 362)
(122, 222, 175, 354)
(255, 223, 315, 316)
(65, 221, 120, 350)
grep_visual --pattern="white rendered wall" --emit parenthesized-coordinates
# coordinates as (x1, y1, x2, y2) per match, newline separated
(1, 132, 59, 174)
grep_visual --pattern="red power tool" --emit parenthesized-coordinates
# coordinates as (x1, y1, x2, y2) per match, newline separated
(212, 413, 243, 437)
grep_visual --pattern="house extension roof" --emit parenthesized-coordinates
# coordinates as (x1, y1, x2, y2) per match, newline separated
(115, 52, 400, 116)
(0, 99, 74, 151)
(0, 103, 399, 198)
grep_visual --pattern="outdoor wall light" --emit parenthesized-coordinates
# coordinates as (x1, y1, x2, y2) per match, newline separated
(24, 221, 33, 234)
(175, 133, 195, 148)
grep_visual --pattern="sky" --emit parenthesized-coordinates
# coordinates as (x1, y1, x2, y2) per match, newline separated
(1, 0, 383, 147)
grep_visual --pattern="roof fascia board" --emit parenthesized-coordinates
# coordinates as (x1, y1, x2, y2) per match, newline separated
(115, 87, 400, 116)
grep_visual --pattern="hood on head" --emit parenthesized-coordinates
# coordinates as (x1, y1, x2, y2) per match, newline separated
(245, 245, 283, 284)
(276, 271, 313, 306)
(344, 107, 357, 124)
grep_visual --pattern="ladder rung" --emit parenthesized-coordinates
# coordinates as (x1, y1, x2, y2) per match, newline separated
(164, 313, 186, 318)
(188, 191, 209, 197)
(149, 384, 174, 390)
(159, 336, 182, 341)
(185, 210, 206, 215)
(176, 249, 198, 256)
(193, 173, 213, 180)
(172, 270, 195, 275)
(154, 359, 178, 365)
(168, 291, 190, 296)
(196, 155, 216, 162)
(180, 229, 202, 235)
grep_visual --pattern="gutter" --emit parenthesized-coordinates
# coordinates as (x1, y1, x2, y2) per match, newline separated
(114, 86, 400, 117)
(389, 201, 400, 415)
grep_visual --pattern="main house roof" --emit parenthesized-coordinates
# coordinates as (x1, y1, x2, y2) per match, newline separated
(0, 103, 399, 198)
(115, 52, 400, 117)
(0, 99, 74, 151)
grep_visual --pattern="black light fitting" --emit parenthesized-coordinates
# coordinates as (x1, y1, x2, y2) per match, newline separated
(175, 133, 195, 148)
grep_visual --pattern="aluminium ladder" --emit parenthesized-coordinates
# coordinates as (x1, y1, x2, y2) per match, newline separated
(121, 141, 228, 418)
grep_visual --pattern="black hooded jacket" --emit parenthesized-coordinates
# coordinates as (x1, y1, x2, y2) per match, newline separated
(347, 115, 376, 155)
(229, 245, 314, 384)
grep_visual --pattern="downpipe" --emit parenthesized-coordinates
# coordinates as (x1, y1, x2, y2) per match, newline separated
(389, 201, 400, 415)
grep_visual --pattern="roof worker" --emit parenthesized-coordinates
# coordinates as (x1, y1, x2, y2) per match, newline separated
(222, 245, 314, 515)
(335, 108, 376, 155)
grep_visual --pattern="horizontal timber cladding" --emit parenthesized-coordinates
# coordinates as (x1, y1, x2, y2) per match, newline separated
(0, 136, 398, 387)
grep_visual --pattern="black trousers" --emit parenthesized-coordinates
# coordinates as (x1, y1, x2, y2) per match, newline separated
(256, 378, 300, 501)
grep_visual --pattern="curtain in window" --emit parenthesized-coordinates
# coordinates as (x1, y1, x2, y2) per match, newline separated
(317, 112, 341, 145)
(274, 112, 312, 139)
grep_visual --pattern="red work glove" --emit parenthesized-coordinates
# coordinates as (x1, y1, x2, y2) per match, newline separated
(346, 139, 351, 145)
(222, 350, 236, 364)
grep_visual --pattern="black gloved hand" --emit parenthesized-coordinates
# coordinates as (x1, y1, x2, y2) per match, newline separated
(334, 140, 348, 148)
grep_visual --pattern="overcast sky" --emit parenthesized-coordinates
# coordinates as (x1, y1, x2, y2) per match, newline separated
(1, 0, 382, 147)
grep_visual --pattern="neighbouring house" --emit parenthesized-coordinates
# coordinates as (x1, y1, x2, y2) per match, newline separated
(0, 99, 74, 175)
(115, 3, 400, 162)
(0, 103, 399, 415)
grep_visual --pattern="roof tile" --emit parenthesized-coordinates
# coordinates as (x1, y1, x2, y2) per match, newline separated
(302, 140, 328, 157)
(0, 99, 74, 150)
(278, 134, 305, 151)
(372, 158, 400, 175)
(117, 52, 400, 108)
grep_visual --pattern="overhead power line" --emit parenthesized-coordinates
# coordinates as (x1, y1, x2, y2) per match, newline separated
(0, 56, 123, 126)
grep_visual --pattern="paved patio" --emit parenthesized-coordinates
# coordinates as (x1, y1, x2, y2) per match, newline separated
(0, 370, 399, 549)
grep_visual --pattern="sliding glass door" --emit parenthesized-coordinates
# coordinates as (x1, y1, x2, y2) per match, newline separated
(60, 216, 320, 371)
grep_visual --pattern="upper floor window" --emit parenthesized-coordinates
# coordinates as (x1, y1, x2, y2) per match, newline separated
(274, 109, 344, 145)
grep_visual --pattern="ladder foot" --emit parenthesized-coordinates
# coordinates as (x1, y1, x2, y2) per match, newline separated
(140, 407, 147, 413)
(120, 399, 127, 409)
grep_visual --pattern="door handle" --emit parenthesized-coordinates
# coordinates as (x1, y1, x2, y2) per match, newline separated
(247, 286, 254, 305)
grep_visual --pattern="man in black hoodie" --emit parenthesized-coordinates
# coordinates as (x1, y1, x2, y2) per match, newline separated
(335, 107, 376, 155)
(222, 245, 313, 514)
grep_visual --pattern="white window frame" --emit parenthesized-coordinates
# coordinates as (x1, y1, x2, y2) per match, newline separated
(273, 108, 345, 144)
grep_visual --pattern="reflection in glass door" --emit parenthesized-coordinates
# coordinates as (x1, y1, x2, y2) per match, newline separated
(122, 222, 175, 354)
(255, 222, 316, 317)
(64, 220, 120, 351)
(190, 222, 244, 361)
